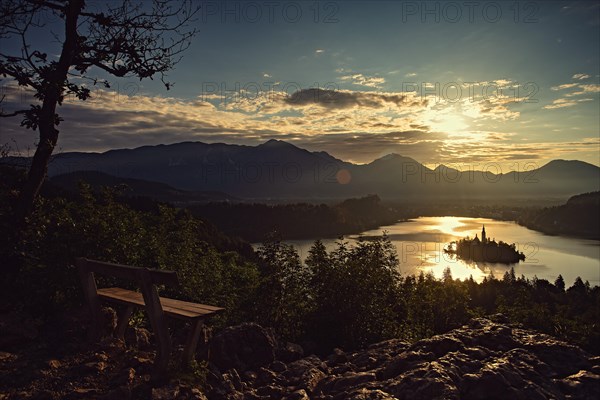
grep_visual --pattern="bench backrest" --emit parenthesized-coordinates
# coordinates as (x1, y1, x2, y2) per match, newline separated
(77, 258, 178, 373)
(76, 258, 179, 286)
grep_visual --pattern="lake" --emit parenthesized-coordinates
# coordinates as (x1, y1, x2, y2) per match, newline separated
(283, 216, 600, 286)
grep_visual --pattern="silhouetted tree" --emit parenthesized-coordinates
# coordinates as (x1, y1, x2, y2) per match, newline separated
(256, 236, 311, 341)
(569, 277, 587, 295)
(442, 266, 453, 283)
(0, 0, 199, 220)
(554, 274, 565, 291)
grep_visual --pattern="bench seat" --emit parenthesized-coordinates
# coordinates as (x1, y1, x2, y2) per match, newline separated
(98, 287, 224, 320)
(77, 258, 224, 375)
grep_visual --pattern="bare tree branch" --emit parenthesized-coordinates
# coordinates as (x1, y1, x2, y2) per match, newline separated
(0, 0, 200, 219)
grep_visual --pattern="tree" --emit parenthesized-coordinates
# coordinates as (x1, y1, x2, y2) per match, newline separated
(442, 266, 453, 283)
(0, 0, 199, 220)
(256, 237, 311, 341)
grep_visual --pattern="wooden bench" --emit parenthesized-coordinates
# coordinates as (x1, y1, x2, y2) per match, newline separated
(76, 257, 224, 374)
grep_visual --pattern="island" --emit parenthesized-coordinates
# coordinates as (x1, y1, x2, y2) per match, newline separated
(445, 225, 526, 264)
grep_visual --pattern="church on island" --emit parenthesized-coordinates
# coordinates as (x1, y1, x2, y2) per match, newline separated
(445, 225, 526, 264)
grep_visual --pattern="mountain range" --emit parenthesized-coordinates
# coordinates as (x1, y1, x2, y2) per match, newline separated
(10, 139, 600, 201)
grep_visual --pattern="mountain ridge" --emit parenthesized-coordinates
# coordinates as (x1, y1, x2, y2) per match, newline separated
(5, 139, 600, 201)
(35, 140, 600, 171)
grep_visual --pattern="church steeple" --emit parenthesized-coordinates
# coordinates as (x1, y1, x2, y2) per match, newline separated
(482, 225, 487, 243)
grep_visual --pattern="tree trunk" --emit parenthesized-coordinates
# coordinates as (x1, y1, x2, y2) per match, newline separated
(15, 132, 59, 221)
(14, 0, 83, 224)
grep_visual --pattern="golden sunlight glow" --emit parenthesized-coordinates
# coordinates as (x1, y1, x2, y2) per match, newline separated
(423, 107, 469, 135)
(431, 216, 466, 235)
(421, 262, 488, 281)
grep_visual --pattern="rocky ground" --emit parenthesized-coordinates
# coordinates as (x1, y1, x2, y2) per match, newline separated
(1, 310, 598, 399)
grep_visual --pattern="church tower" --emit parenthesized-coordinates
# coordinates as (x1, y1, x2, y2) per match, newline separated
(482, 225, 487, 243)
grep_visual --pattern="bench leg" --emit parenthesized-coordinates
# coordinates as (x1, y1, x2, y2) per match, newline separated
(182, 319, 204, 367)
(77, 264, 102, 342)
(115, 305, 134, 341)
(136, 271, 172, 378)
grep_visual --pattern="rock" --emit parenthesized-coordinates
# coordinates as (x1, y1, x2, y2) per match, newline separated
(256, 384, 285, 398)
(351, 354, 377, 370)
(327, 372, 376, 393)
(339, 388, 398, 400)
(241, 370, 258, 384)
(133, 327, 152, 350)
(242, 390, 262, 400)
(461, 370, 523, 400)
(332, 363, 354, 375)
(209, 323, 277, 372)
(327, 348, 348, 366)
(286, 355, 327, 378)
(270, 360, 287, 373)
(151, 386, 175, 400)
(190, 388, 209, 400)
(286, 389, 310, 400)
(411, 335, 465, 358)
(276, 342, 304, 363)
(223, 369, 243, 392)
(132, 355, 153, 368)
(256, 367, 279, 387)
(70, 387, 99, 397)
(99, 386, 132, 400)
(558, 370, 600, 399)
(113, 367, 136, 387)
(284, 355, 329, 393)
(97, 361, 108, 372)
(83, 361, 108, 373)
(0, 352, 16, 363)
(524, 339, 591, 377)
(300, 367, 327, 393)
(380, 350, 434, 379)
(8, 316, 596, 400)
(386, 361, 459, 400)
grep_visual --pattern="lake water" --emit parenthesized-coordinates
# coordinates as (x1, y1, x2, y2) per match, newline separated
(283, 217, 600, 287)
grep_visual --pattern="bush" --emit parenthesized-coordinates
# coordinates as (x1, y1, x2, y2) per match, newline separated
(0, 171, 259, 326)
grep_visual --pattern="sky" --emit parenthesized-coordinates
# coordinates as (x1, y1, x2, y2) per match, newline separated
(1, 0, 599, 171)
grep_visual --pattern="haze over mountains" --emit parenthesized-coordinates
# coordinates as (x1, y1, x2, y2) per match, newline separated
(21, 139, 600, 201)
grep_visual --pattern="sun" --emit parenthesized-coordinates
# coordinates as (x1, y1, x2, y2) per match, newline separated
(437, 113, 468, 134)
(422, 106, 469, 135)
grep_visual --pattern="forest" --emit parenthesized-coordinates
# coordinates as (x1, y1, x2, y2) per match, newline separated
(1, 165, 598, 357)
(187, 194, 401, 242)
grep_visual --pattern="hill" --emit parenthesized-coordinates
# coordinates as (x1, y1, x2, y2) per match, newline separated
(7, 140, 599, 201)
(518, 192, 600, 239)
(49, 170, 237, 205)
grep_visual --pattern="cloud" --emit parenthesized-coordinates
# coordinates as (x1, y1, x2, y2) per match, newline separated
(550, 82, 599, 94)
(405, 72, 417, 77)
(572, 73, 591, 80)
(579, 84, 600, 93)
(339, 73, 386, 88)
(263, 73, 272, 78)
(283, 88, 425, 110)
(491, 79, 512, 87)
(543, 97, 593, 109)
(2, 78, 596, 168)
(551, 83, 578, 90)
(315, 49, 325, 54)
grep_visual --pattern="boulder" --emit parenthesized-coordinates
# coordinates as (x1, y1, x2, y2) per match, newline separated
(276, 342, 304, 363)
(58, 316, 593, 400)
(209, 323, 277, 372)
